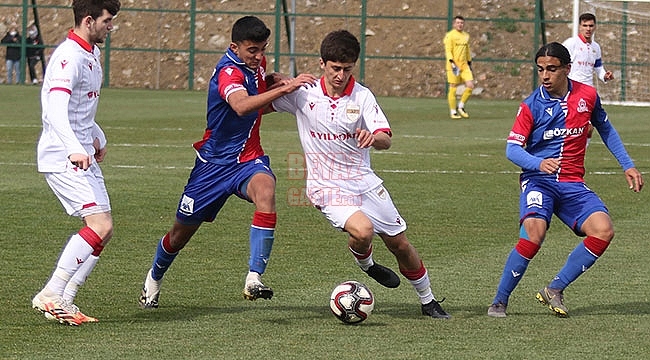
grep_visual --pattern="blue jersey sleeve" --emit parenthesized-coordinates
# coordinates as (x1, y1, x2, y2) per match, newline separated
(506, 142, 542, 171)
(591, 96, 636, 171)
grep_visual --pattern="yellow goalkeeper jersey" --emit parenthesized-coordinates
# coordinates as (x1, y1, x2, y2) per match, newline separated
(444, 29, 471, 71)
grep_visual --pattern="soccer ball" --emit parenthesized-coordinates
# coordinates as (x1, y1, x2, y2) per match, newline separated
(329, 281, 374, 324)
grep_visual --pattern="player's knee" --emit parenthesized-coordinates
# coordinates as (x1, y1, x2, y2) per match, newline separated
(381, 232, 411, 254)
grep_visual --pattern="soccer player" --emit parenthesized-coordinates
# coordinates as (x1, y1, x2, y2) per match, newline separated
(31, 0, 121, 326)
(444, 15, 475, 119)
(487, 42, 643, 318)
(138, 16, 316, 308)
(563, 13, 614, 145)
(563, 13, 614, 86)
(272, 30, 451, 319)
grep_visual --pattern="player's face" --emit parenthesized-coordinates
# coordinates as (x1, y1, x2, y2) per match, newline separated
(536, 56, 570, 98)
(231, 40, 268, 70)
(578, 20, 596, 41)
(320, 59, 355, 95)
(87, 10, 116, 44)
(453, 19, 465, 32)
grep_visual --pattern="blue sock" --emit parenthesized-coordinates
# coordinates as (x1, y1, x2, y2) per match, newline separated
(549, 242, 597, 290)
(493, 249, 530, 305)
(151, 237, 178, 281)
(249, 227, 274, 274)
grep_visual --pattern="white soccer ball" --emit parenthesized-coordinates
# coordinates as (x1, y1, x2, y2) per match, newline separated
(329, 281, 374, 324)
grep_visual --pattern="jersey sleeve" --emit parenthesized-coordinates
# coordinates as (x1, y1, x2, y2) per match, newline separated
(271, 89, 300, 114)
(590, 96, 635, 170)
(44, 52, 86, 157)
(218, 66, 246, 102)
(362, 93, 391, 136)
(593, 46, 607, 83)
(443, 32, 454, 62)
(506, 103, 542, 171)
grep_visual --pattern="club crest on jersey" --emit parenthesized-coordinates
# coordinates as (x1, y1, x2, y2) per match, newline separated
(345, 104, 361, 122)
(577, 98, 588, 113)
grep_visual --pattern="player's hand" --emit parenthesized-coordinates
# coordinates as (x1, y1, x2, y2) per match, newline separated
(265, 72, 288, 91)
(355, 128, 375, 148)
(69, 153, 92, 170)
(93, 137, 106, 162)
(540, 158, 561, 174)
(451, 64, 460, 76)
(276, 73, 318, 93)
(604, 71, 614, 82)
(624, 167, 644, 192)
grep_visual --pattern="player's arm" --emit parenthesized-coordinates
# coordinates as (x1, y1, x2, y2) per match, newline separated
(591, 100, 642, 191)
(595, 62, 613, 83)
(91, 123, 107, 162)
(47, 89, 92, 169)
(505, 103, 559, 174)
(443, 34, 455, 67)
(227, 73, 317, 117)
(355, 129, 391, 150)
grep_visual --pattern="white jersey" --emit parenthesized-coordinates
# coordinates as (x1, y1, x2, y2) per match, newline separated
(563, 35, 607, 86)
(273, 77, 391, 198)
(37, 30, 105, 173)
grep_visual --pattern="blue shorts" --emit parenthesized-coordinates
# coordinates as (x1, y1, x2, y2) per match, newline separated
(176, 155, 274, 225)
(519, 178, 608, 236)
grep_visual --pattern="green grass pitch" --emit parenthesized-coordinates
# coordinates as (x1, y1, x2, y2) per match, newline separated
(1, 85, 648, 359)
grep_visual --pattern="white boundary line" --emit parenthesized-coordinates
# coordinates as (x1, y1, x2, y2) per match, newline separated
(1, 161, 646, 176)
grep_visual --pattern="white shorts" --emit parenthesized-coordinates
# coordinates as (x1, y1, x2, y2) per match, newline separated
(313, 184, 407, 236)
(44, 162, 111, 217)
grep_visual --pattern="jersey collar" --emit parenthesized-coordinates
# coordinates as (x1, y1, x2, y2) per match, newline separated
(320, 75, 356, 99)
(225, 48, 257, 74)
(578, 33, 590, 44)
(67, 29, 93, 53)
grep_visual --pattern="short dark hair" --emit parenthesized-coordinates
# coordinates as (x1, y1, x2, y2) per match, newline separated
(535, 42, 572, 66)
(73, 0, 121, 26)
(320, 30, 360, 64)
(454, 15, 465, 21)
(231, 16, 271, 43)
(579, 13, 596, 23)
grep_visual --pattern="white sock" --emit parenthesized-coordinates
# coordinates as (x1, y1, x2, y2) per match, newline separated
(408, 270, 435, 304)
(63, 255, 99, 303)
(458, 101, 465, 109)
(349, 246, 374, 271)
(44, 233, 94, 297)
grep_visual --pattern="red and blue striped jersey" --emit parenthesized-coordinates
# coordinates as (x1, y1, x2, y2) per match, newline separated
(507, 80, 634, 182)
(193, 48, 267, 165)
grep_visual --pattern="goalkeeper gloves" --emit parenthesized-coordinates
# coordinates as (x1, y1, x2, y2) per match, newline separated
(451, 63, 460, 76)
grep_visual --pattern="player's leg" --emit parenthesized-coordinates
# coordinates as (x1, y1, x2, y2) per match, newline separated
(343, 210, 400, 289)
(458, 80, 474, 119)
(540, 187, 613, 316)
(141, 159, 229, 308)
(378, 231, 450, 319)
(139, 221, 201, 309)
(33, 168, 111, 325)
(549, 212, 613, 288)
(488, 219, 544, 317)
(488, 181, 553, 318)
(447, 84, 460, 119)
(242, 170, 277, 300)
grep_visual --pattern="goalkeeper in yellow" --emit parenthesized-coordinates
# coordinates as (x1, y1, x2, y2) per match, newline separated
(444, 16, 475, 119)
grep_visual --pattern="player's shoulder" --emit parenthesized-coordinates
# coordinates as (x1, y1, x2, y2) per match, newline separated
(569, 80, 599, 102)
